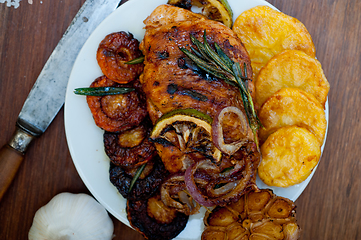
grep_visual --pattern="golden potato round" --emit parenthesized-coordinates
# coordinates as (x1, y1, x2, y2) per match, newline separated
(258, 126, 321, 187)
(256, 50, 330, 108)
(258, 88, 326, 145)
(232, 5, 315, 79)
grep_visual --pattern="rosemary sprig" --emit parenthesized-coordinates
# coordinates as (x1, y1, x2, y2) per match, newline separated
(128, 163, 147, 193)
(179, 30, 262, 150)
(74, 87, 135, 96)
(125, 56, 144, 64)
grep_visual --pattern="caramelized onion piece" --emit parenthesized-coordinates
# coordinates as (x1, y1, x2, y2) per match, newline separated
(184, 160, 215, 207)
(185, 159, 256, 207)
(161, 174, 201, 215)
(212, 106, 251, 155)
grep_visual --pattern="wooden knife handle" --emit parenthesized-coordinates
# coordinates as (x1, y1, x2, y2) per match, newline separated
(0, 145, 24, 201)
(0, 127, 35, 201)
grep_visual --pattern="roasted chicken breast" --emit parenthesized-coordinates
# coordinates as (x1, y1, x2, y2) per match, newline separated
(140, 4, 254, 122)
(140, 4, 256, 173)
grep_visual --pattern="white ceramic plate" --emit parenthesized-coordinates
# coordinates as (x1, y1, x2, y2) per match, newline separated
(64, 0, 328, 239)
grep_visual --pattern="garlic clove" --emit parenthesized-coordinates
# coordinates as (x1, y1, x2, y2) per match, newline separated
(29, 192, 114, 240)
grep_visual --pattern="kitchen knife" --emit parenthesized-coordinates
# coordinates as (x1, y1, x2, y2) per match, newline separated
(0, 0, 123, 201)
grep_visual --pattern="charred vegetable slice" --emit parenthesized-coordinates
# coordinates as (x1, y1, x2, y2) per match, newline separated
(127, 193, 189, 240)
(109, 156, 168, 201)
(85, 76, 147, 133)
(104, 122, 156, 168)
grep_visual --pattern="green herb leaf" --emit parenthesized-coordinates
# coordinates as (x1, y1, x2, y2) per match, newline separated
(74, 87, 135, 96)
(180, 48, 232, 81)
(214, 42, 233, 70)
(129, 163, 147, 193)
(202, 31, 233, 74)
(125, 56, 144, 64)
(181, 30, 262, 149)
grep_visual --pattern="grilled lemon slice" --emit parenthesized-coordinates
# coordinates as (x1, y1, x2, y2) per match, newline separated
(150, 109, 222, 173)
(167, 0, 233, 28)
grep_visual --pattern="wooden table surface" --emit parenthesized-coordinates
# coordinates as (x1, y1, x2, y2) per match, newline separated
(0, 0, 360, 239)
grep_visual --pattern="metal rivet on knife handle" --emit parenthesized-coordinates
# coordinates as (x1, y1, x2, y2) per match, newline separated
(0, 127, 35, 201)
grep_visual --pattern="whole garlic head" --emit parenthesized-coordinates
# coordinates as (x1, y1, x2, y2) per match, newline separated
(29, 192, 114, 240)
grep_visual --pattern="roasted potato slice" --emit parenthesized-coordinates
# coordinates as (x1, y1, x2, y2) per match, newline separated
(258, 126, 321, 187)
(256, 50, 330, 108)
(258, 88, 326, 145)
(233, 6, 315, 78)
(202, 188, 300, 240)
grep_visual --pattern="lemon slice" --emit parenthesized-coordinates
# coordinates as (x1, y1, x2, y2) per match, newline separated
(150, 109, 222, 168)
(167, 0, 233, 28)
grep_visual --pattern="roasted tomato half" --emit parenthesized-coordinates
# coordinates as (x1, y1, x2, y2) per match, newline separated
(86, 77, 147, 133)
(104, 119, 156, 168)
(109, 156, 168, 201)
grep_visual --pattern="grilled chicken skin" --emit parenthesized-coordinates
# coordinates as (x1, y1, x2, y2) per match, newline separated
(140, 4, 254, 123)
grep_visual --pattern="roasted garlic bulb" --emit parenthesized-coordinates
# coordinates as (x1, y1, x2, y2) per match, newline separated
(202, 189, 300, 240)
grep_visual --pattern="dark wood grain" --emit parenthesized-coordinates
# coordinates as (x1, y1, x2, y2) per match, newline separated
(0, 0, 360, 239)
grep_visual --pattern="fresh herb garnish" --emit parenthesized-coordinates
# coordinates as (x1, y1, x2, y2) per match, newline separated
(179, 30, 262, 150)
(74, 87, 135, 96)
(128, 163, 147, 193)
(125, 56, 144, 64)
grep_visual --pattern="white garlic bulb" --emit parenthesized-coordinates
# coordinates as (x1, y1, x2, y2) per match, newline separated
(28, 192, 114, 240)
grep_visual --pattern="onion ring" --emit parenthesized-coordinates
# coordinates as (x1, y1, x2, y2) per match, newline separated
(185, 159, 257, 207)
(212, 106, 253, 155)
(161, 173, 202, 215)
(184, 160, 216, 207)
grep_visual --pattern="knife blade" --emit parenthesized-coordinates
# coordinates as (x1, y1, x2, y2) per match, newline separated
(0, 0, 123, 201)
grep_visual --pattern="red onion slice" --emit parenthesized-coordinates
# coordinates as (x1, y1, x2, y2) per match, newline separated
(160, 173, 201, 215)
(184, 160, 216, 207)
